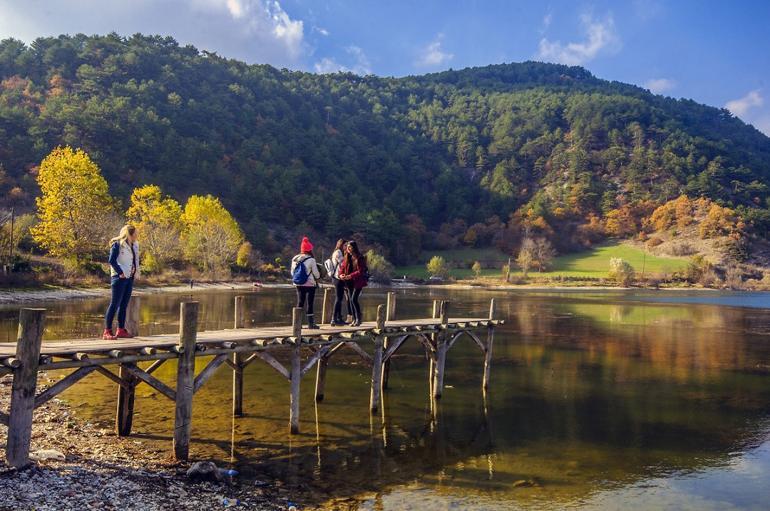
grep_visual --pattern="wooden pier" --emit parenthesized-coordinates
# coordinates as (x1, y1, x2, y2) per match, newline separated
(0, 293, 502, 468)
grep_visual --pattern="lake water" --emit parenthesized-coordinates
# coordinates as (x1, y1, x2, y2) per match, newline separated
(2, 287, 770, 510)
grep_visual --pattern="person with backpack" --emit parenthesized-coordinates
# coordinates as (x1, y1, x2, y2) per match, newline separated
(291, 236, 321, 329)
(339, 240, 368, 326)
(324, 238, 351, 326)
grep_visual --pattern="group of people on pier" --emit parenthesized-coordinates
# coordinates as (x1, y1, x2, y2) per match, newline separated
(101, 226, 367, 339)
(290, 237, 368, 329)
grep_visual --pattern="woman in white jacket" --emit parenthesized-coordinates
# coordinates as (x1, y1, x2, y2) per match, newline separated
(103, 224, 140, 340)
(290, 236, 321, 329)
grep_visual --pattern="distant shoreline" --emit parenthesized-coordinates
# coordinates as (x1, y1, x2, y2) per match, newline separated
(1, 278, 742, 306)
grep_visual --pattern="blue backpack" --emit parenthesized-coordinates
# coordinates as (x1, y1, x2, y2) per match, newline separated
(292, 257, 312, 285)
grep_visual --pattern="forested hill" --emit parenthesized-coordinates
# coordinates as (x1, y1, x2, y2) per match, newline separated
(2, 34, 770, 263)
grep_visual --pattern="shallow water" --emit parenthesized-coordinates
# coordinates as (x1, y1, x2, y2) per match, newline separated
(2, 287, 770, 510)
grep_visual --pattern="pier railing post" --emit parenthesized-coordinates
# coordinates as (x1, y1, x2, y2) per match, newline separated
(173, 301, 198, 461)
(428, 300, 440, 398)
(483, 298, 496, 391)
(370, 304, 386, 414)
(433, 301, 449, 399)
(6, 308, 45, 468)
(117, 298, 139, 437)
(233, 296, 245, 417)
(382, 292, 395, 390)
(290, 307, 302, 434)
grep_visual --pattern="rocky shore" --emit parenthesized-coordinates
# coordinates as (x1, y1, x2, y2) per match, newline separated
(0, 374, 288, 510)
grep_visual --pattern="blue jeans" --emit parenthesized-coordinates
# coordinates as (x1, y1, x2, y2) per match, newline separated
(105, 276, 134, 329)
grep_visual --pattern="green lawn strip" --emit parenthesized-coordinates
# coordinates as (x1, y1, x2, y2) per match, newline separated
(395, 242, 688, 280)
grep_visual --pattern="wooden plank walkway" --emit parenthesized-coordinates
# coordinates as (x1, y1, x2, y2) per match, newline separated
(0, 293, 503, 468)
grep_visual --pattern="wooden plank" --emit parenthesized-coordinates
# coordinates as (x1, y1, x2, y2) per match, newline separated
(145, 358, 166, 375)
(433, 301, 450, 399)
(383, 292, 396, 390)
(126, 296, 140, 336)
(345, 342, 373, 367)
(315, 350, 329, 402)
(383, 335, 409, 362)
(34, 366, 97, 408)
(234, 295, 246, 329)
(289, 307, 302, 434)
(321, 288, 330, 325)
(301, 346, 327, 377)
(174, 301, 198, 461)
(193, 354, 228, 394)
(7, 308, 46, 468)
(250, 351, 290, 379)
(483, 298, 496, 391)
(94, 365, 129, 388)
(123, 364, 176, 401)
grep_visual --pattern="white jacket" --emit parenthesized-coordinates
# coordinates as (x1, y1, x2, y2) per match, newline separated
(290, 254, 320, 287)
(331, 249, 344, 279)
(110, 240, 140, 279)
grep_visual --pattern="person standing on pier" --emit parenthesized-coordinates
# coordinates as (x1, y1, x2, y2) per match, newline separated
(326, 238, 352, 326)
(339, 240, 368, 327)
(103, 224, 140, 340)
(291, 236, 321, 329)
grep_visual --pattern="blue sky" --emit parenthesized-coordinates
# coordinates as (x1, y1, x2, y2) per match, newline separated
(1, 0, 769, 134)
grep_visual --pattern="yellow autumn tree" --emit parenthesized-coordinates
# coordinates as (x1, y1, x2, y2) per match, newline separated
(31, 146, 116, 265)
(180, 195, 244, 274)
(126, 184, 183, 272)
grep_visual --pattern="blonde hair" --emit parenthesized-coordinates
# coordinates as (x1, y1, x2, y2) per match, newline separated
(110, 224, 136, 246)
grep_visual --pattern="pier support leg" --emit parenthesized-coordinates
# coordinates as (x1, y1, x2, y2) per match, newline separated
(116, 363, 136, 436)
(432, 301, 449, 400)
(321, 288, 330, 325)
(6, 308, 45, 468)
(232, 354, 244, 417)
(382, 292, 396, 390)
(233, 296, 245, 417)
(289, 307, 302, 434)
(483, 298, 496, 391)
(315, 355, 328, 402)
(370, 305, 386, 414)
(173, 301, 198, 461)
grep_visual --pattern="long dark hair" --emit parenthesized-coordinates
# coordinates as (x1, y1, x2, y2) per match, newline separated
(346, 241, 365, 270)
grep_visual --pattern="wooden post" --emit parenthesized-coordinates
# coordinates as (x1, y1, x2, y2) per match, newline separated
(382, 292, 395, 390)
(370, 305, 386, 414)
(6, 308, 45, 468)
(289, 307, 302, 434)
(483, 298, 496, 391)
(428, 300, 440, 399)
(117, 297, 140, 436)
(233, 296, 245, 417)
(321, 288, 331, 325)
(115, 364, 136, 436)
(126, 296, 140, 336)
(506, 257, 512, 283)
(173, 301, 198, 461)
(314, 350, 328, 402)
(433, 301, 449, 399)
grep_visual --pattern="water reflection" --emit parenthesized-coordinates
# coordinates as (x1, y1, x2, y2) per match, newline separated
(2, 288, 770, 509)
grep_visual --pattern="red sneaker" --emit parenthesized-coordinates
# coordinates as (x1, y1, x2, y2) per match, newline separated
(102, 328, 117, 340)
(115, 328, 133, 339)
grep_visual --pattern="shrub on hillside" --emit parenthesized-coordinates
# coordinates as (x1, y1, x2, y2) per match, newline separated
(608, 257, 634, 286)
(366, 250, 394, 283)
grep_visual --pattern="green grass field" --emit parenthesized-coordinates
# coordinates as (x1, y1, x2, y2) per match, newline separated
(394, 242, 689, 280)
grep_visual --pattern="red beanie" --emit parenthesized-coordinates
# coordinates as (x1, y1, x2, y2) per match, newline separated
(300, 236, 313, 253)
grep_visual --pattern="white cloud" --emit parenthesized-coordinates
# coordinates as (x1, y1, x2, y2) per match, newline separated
(0, 0, 306, 66)
(536, 13, 620, 66)
(415, 33, 454, 68)
(314, 45, 371, 75)
(725, 90, 764, 117)
(313, 26, 329, 36)
(645, 78, 676, 94)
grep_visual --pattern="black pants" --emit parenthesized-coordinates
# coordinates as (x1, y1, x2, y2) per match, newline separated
(296, 286, 316, 316)
(105, 276, 134, 329)
(332, 278, 352, 321)
(348, 285, 362, 322)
